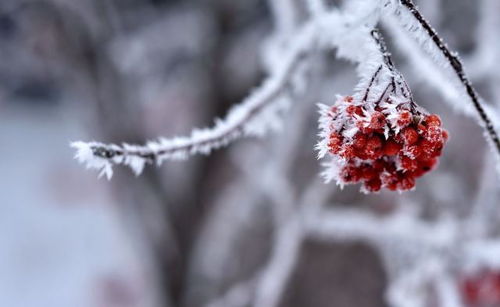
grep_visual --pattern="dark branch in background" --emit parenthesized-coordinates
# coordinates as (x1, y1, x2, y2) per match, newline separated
(400, 0, 500, 155)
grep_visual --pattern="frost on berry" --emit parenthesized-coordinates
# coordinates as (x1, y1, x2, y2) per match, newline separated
(317, 69, 448, 193)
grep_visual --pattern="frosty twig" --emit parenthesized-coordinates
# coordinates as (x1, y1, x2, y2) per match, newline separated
(72, 24, 314, 179)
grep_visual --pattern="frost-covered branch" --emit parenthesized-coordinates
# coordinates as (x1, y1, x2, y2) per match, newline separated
(72, 24, 315, 179)
(395, 0, 500, 156)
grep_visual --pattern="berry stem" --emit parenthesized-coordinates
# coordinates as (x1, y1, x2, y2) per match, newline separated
(375, 82, 393, 105)
(362, 65, 383, 103)
(370, 28, 422, 114)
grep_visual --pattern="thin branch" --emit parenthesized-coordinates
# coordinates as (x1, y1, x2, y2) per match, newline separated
(374, 81, 393, 105)
(362, 64, 383, 103)
(72, 24, 314, 178)
(371, 28, 395, 70)
(399, 0, 500, 155)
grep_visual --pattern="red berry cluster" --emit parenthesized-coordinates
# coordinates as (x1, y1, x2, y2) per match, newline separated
(318, 95, 448, 193)
(460, 270, 500, 306)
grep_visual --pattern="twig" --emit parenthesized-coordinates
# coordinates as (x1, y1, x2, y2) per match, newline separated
(371, 28, 395, 70)
(362, 65, 383, 103)
(374, 82, 393, 105)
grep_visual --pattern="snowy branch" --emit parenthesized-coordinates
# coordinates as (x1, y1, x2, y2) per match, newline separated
(72, 23, 315, 179)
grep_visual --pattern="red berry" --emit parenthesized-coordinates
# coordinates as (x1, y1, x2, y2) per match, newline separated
(462, 277, 480, 304)
(364, 178, 382, 192)
(372, 159, 386, 171)
(398, 176, 415, 191)
(405, 144, 422, 159)
(397, 111, 412, 127)
(417, 123, 427, 134)
(347, 105, 363, 116)
(341, 145, 356, 159)
(369, 112, 386, 130)
(360, 164, 377, 180)
(413, 158, 437, 176)
(355, 149, 369, 160)
(442, 130, 449, 141)
(460, 270, 500, 305)
(425, 114, 442, 127)
(433, 142, 444, 157)
(384, 161, 397, 173)
(328, 133, 343, 154)
(425, 126, 443, 143)
(357, 120, 373, 134)
(340, 165, 361, 183)
(401, 127, 419, 145)
(419, 140, 437, 159)
(365, 135, 383, 159)
(382, 173, 399, 191)
(383, 140, 402, 156)
(401, 156, 418, 172)
(353, 133, 368, 149)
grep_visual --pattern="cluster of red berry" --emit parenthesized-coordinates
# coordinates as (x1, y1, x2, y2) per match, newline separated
(460, 270, 500, 306)
(319, 95, 448, 193)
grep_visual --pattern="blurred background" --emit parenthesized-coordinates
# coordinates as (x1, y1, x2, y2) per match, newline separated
(0, 0, 499, 306)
